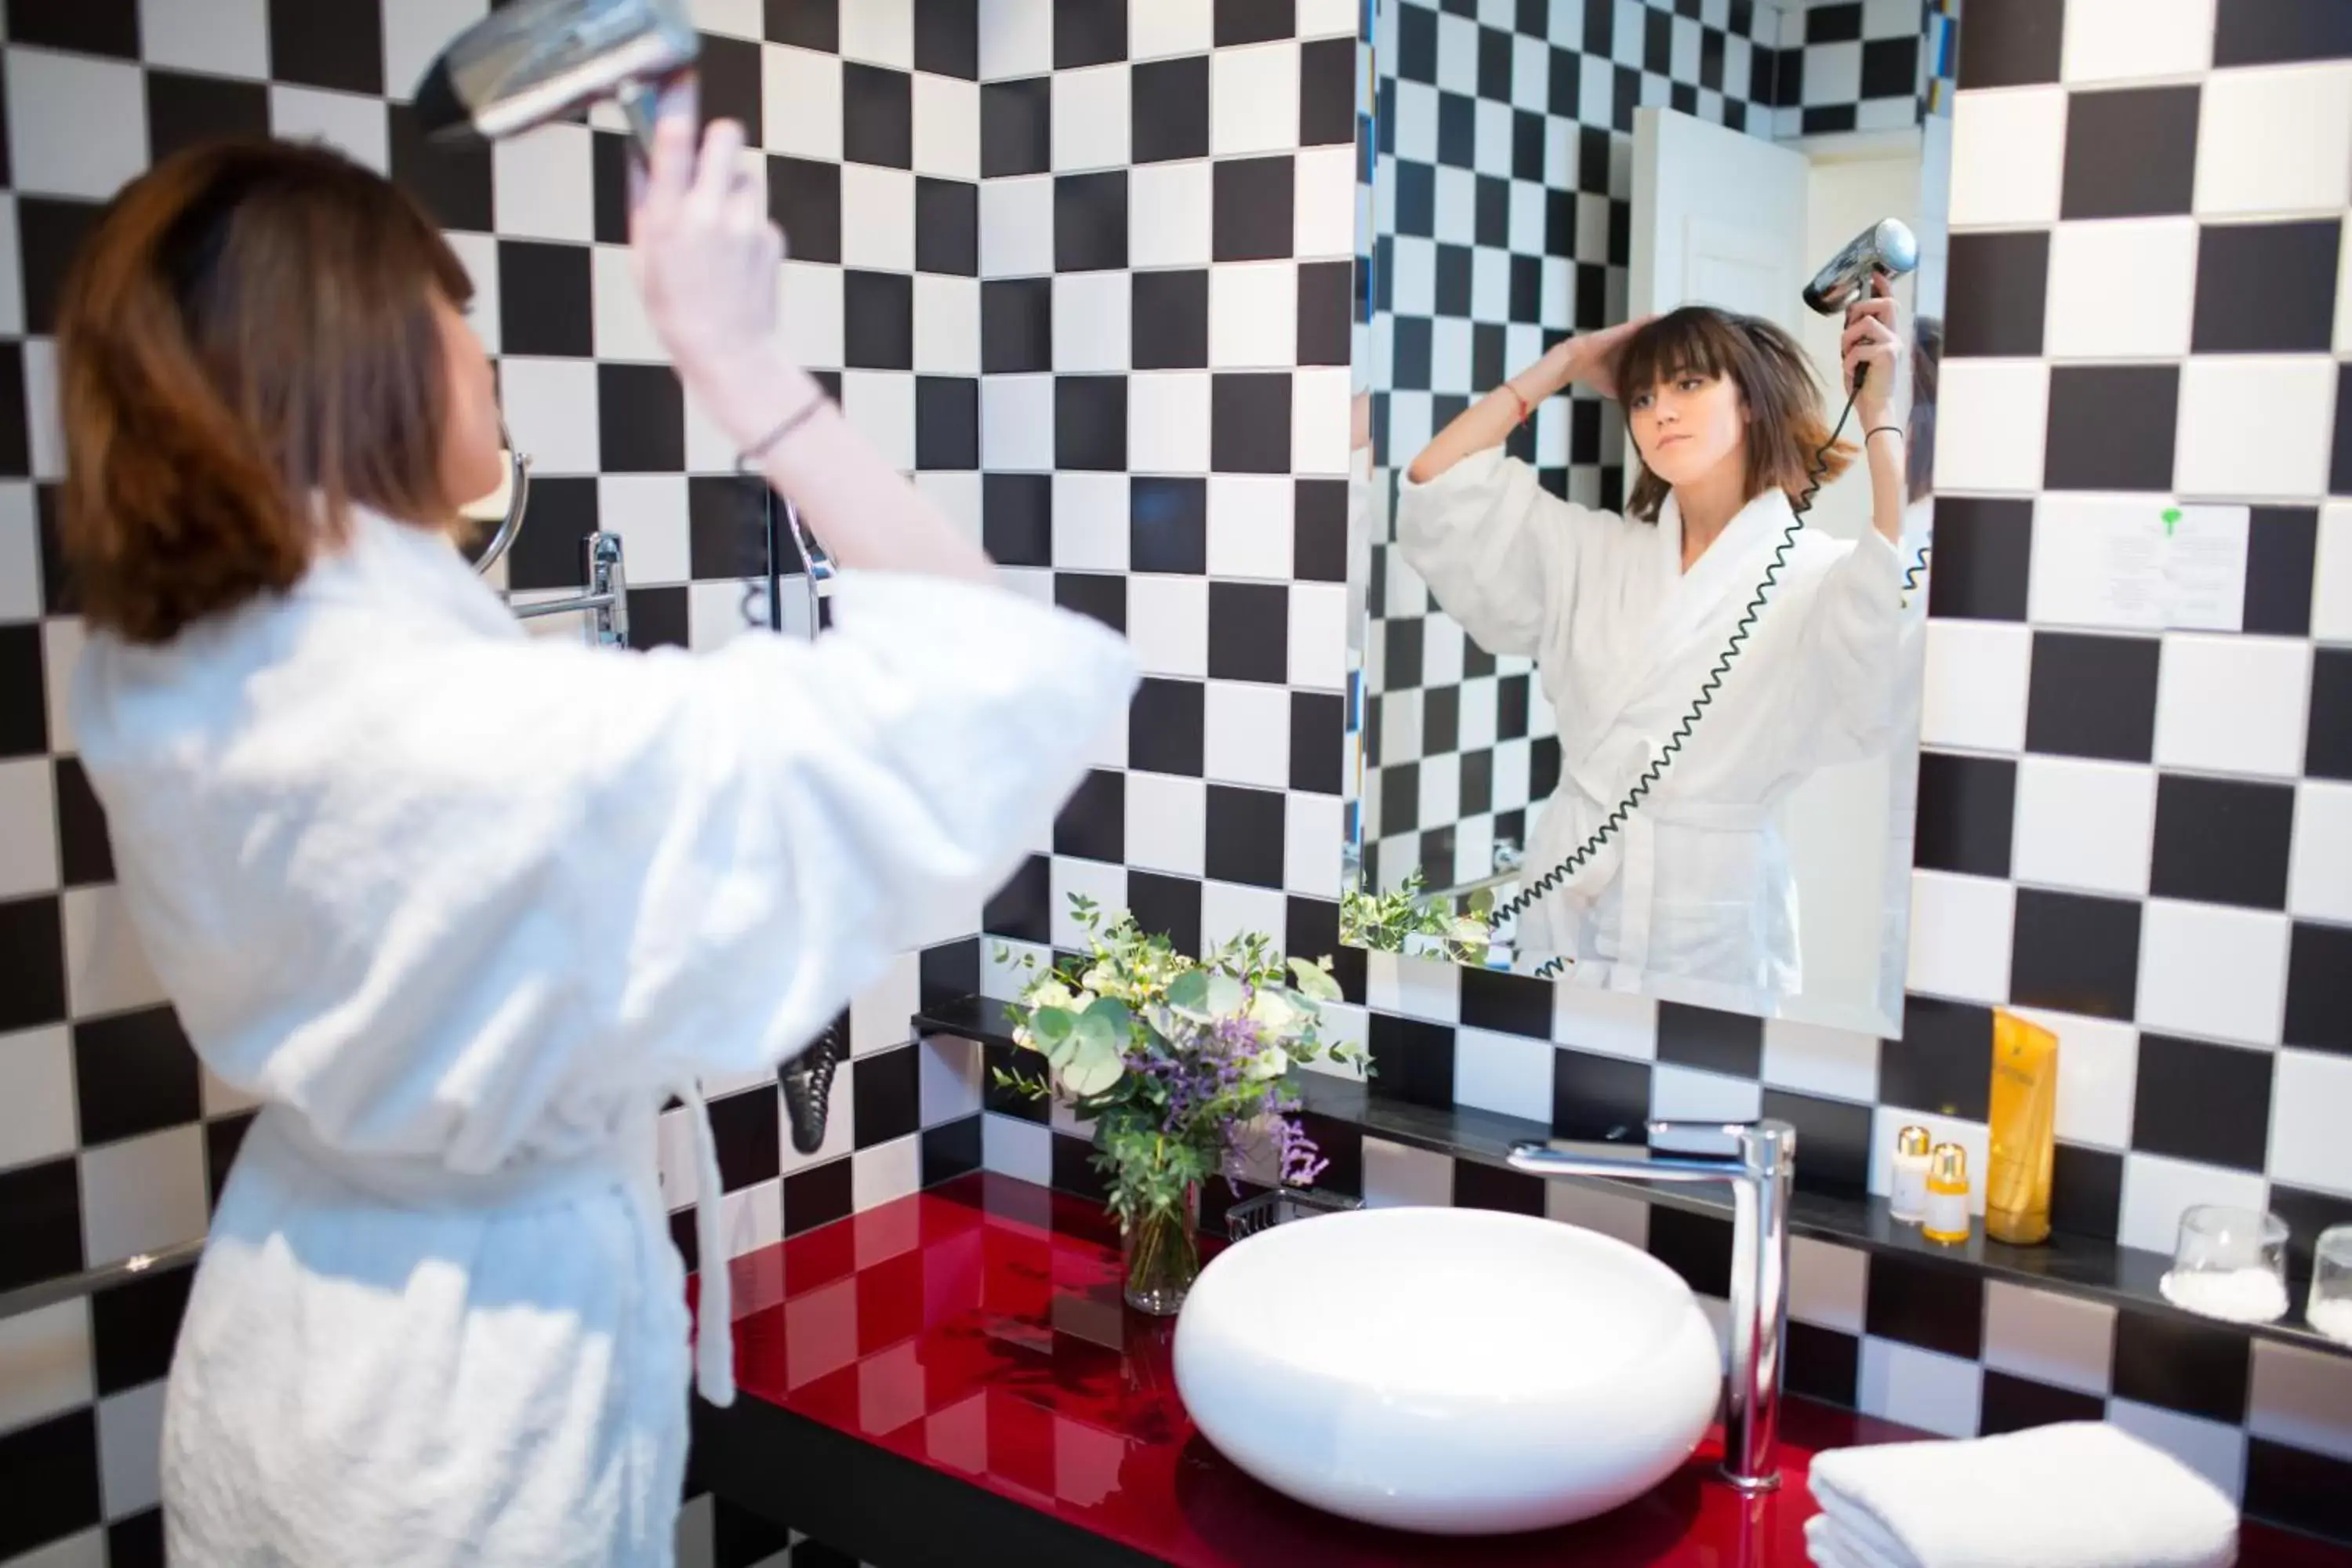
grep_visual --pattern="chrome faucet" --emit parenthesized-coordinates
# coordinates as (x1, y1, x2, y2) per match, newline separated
(1507, 1118, 1796, 1493)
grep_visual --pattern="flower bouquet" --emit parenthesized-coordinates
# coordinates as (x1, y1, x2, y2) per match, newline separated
(996, 896, 1367, 1313)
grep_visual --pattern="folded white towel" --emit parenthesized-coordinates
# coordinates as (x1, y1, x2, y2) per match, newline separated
(1806, 1421, 2238, 1568)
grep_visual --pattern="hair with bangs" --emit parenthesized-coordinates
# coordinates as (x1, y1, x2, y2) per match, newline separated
(56, 138, 474, 644)
(1610, 306, 1854, 524)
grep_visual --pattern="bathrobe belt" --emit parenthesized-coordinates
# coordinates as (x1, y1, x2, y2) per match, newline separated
(248, 1087, 738, 1407)
(1555, 751, 1772, 984)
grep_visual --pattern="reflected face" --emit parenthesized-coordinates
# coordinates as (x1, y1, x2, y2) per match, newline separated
(1626, 370, 1746, 492)
(434, 292, 506, 513)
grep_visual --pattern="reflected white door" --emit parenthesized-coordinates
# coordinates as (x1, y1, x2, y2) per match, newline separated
(1629, 107, 1809, 334)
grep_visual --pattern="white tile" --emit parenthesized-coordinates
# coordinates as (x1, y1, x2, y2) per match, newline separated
(840, 371, 917, 473)
(444, 232, 500, 351)
(1904, 871, 2014, 1004)
(275, 82, 393, 172)
(42, 620, 82, 754)
(719, 1177, 784, 1258)
(912, 69, 978, 180)
(1982, 1282, 2116, 1395)
(1361, 1136, 1453, 1207)
(1545, 1181, 1650, 1249)
(1933, 360, 2046, 493)
(1053, 270, 1131, 375)
(61, 885, 166, 1018)
(2118, 1150, 2272, 1254)
(2270, 1050, 2352, 1197)
(1920, 619, 2031, 753)
(601, 476, 691, 583)
(0, 758, 57, 899)
(1650, 1064, 1762, 1124)
(1761, 1018, 1879, 1102)
(978, 0, 1054, 78)
(0, 1298, 92, 1437)
(918, 1032, 983, 1124)
(1364, 949, 1461, 1025)
(2137, 900, 2292, 1047)
(2011, 757, 2155, 896)
(1789, 1238, 1869, 1334)
(1553, 987, 1657, 1061)
(2291, 782, 2352, 922)
(1211, 41, 1301, 158)
(1209, 261, 1298, 370)
(981, 373, 1054, 470)
(1129, 0, 1213, 60)
(981, 173, 1056, 276)
(4, 1534, 105, 1568)
(1949, 87, 2067, 228)
(1203, 679, 1289, 787)
(1049, 856, 1125, 947)
(492, 124, 595, 241)
(1053, 63, 1131, 172)
(1293, 366, 1353, 476)
(1127, 574, 1208, 677)
(2249, 1339, 2352, 1463)
(1200, 877, 1287, 951)
(2153, 633, 2310, 777)
(2027, 494, 2170, 631)
(764, 44, 844, 162)
(0, 196, 20, 339)
(2060, 0, 2212, 83)
(1284, 793, 1344, 897)
(97, 1379, 165, 1517)
(1869, 1106, 1991, 1214)
(775, 259, 846, 370)
(23, 338, 60, 484)
(499, 358, 602, 474)
(851, 959, 921, 1056)
(145, 0, 274, 79)
(1299, 0, 1356, 36)
(1454, 1026, 1553, 1122)
(688, 0, 764, 38)
(1131, 161, 1215, 268)
(2107, 1399, 2248, 1501)
(1296, 146, 1359, 259)
(1129, 370, 1212, 474)
(1857, 1339, 1983, 1439)
(78, 1125, 206, 1267)
(591, 246, 665, 362)
(2314, 501, 2352, 641)
(841, 165, 916, 271)
(1126, 771, 1207, 875)
(0, 1025, 77, 1170)
(2042, 219, 2198, 361)
(852, 1136, 923, 1212)
(2194, 63, 2352, 218)
(840, 0, 914, 67)
(1802, 42, 1861, 106)
(1052, 471, 1127, 571)
(5, 49, 145, 200)
(2003, 1006, 2138, 1149)
(1206, 474, 1293, 580)
(1287, 581, 1347, 689)
(2175, 355, 2338, 500)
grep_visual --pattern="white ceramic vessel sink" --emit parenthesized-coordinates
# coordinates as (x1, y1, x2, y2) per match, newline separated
(1173, 1205, 1722, 1535)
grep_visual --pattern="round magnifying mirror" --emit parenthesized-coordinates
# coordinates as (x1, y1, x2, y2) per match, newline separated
(462, 418, 533, 576)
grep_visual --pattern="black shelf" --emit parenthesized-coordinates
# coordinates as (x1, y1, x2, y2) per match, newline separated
(916, 996, 2352, 1362)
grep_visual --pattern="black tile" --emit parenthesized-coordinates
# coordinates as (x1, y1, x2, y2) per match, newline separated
(2060, 87, 2199, 219)
(845, 270, 915, 370)
(1133, 269, 1210, 370)
(1433, 241, 1473, 314)
(2132, 1033, 2274, 1173)
(1552, 1047, 1652, 1144)
(670, 1205, 700, 1272)
(1056, 170, 1128, 272)
(2312, 648, 2352, 780)
(0, 1407, 101, 1563)
(2049, 1141, 2123, 1240)
(1213, 157, 1295, 262)
(1494, 21, 1527, 93)
(1289, 691, 1344, 794)
(1765, 1089, 1874, 1197)
(984, 1039, 1049, 1120)
(2214, 0, 2352, 67)
(1054, 571, 1125, 633)
(1051, 1129, 1112, 1203)
(766, 0, 837, 50)
(1978, 1370, 2107, 1436)
(783, 1156, 855, 1236)
(1211, 374, 1292, 474)
(915, 0, 980, 77)
(205, 1110, 253, 1210)
(2244, 506, 2318, 637)
(72, 1006, 201, 1147)
(1860, 34, 1918, 98)
(1294, 477, 1346, 583)
(983, 854, 1050, 943)
(147, 67, 269, 166)
(2024, 631, 2159, 761)
(598, 364, 687, 473)
(53, 757, 112, 886)
(2285, 920, 2352, 1055)
(1054, 375, 1127, 470)
(2010, 887, 2142, 1022)
(107, 1509, 165, 1568)
(2272, 1184, 2352, 1282)
(852, 1044, 920, 1149)
(505, 475, 595, 592)
(1423, 685, 1457, 756)
(1397, 2, 1438, 81)
(2149, 774, 2293, 909)
(1461, 967, 1550, 1039)
(688, 476, 769, 582)
(1287, 895, 1359, 1000)
(981, 278, 1053, 375)
(593, 129, 632, 245)
(0, 895, 66, 1033)
(0, 621, 48, 760)
(499, 241, 594, 357)
(0, 1153, 82, 1294)
(267, 0, 383, 93)
(1647, 1206, 1732, 1299)
(708, 1083, 781, 1192)
(982, 77, 1052, 177)
(89, 1261, 193, 1398)
(920, 1115, 984, 1187)
(1131, 477, 1207, 572)
(626, 585, 688, 652)
(698, 31, 764, 144)
(1377, 760, 1419, 837)
(1955, 0, 2062, 86)
(0, 343, 25, 478)
(1216, 0, 1294, 45)
(1498, 674, 1530, 737)
(1296, 260, 1352, 367)
(920, 938, 980, 1011)
(1883, 996, 1993, 1121)
(1054, 0, 1127, 67)
(2111, 1308, 2249, 1424)
(2245, 1438, 2352, 1544)
(1207, 581, 1289, 683)
(1127, 871, 1203, 959)
(20, 197, 102, 337)
(1206, 784, 1285, 888)
(1944, 231, 2049, 359)
(1914, 752, 2016, 877)
(1131, 55, 1210, 164)
(1131, 677, 1206, 775)
(1802, 105, 1858, 136)
(1300, 36, 1356, 146)
(8, 0, 137, 54)
(711, 1496, 800, 1567)
(1784, 1320, 1860, 1409)
(913, 176, 979, 276)
(844, 63, 914, 169)
(2193, 220, 2340, 354)
(1054, 769, 1125, 862)
(390, 103, 494, 234)
(2043, 365, 2179, 491)
(769, 156, 844, 265)
(1807, 3, 1861, 42)
(916, 377, 978, 470)
(1748, 43, 1779, 106)
(1656, 1003, 1762, 1077)
(1866, 1252, 1984, 1359)
(1368, 1012, 1456, 1112)
(1454, 1160, 1545, 1218)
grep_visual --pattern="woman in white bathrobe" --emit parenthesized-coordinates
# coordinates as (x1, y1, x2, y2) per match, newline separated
(55, 105, 1138, 1566)
(1397, 292, 1911, 1013)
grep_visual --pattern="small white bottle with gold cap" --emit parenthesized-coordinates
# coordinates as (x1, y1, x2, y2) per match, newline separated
(1923, 1143, 1972, 1245)
(1889, 1125, 1932, 1225)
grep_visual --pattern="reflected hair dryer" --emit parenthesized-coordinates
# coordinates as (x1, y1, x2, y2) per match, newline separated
(412, 0, 699, 156)
(1802, 218, 1919, 315)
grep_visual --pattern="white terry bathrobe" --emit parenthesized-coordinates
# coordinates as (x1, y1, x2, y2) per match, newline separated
(1396, 448, 1906, 1012)
(71, 506, 1140, 1566)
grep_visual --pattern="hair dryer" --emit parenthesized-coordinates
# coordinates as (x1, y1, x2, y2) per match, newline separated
(1802, 218, 1919, 315)
(412, 0, 699, 156)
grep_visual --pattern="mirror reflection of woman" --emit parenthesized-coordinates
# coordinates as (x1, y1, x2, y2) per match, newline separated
(1397, 286, 1910, 1011)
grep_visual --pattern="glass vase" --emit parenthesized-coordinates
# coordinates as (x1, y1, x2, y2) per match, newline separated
(1122, 1186, 1201, 1316)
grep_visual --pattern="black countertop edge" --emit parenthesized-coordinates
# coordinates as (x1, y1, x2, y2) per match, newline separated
(916, 997, 2352, 1363)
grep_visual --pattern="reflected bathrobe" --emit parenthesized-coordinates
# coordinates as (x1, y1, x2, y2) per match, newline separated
(71, 507, 1140, 1566)
(1396, 448, 1905, 1012)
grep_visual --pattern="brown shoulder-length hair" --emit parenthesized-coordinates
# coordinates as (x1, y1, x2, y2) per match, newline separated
(1610, 306, 1855, 524)
(56, 138, 474, 644)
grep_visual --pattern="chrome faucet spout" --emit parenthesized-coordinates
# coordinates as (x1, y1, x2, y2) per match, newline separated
(1507, 1118, 1796, 1494)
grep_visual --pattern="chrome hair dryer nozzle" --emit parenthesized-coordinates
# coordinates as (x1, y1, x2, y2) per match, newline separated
(412, 0, 699, 157)
(1802, 218, 1920, 316)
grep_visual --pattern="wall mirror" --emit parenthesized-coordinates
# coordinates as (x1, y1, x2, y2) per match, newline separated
(1345, 0, 1958, 1037)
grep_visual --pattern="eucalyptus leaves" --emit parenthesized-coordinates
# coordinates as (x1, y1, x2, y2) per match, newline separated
(1340, 870, 1495, 967)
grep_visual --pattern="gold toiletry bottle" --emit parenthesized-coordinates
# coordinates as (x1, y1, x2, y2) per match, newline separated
(1923, 1143, 1971, 1245)
(1986, 1010, 2059, 1245)
(1890, 1124, 1933, 1224)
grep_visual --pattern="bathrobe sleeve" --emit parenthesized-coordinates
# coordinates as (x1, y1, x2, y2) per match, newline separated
(1794, 529, 1909, 761)
(1394, 447, 1595, 659)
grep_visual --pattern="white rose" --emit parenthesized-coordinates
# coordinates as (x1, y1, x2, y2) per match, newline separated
(1247, 1046, 1289, 1081)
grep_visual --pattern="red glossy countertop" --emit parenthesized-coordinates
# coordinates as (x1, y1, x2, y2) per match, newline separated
(702, 1173, 2350, 1567)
